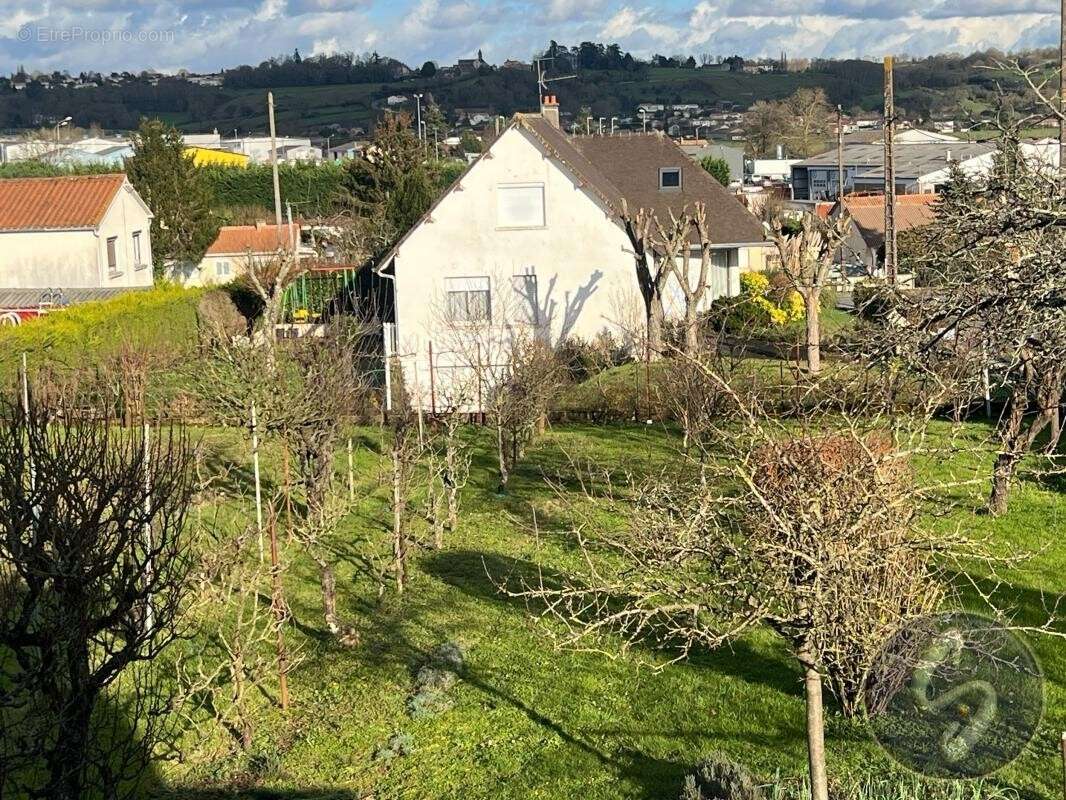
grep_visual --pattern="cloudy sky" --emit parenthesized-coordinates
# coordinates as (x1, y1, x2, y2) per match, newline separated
(0, 0, 1060, 75)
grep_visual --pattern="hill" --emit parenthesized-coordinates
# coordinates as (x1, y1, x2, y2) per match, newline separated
(1, 48, 1055, 138)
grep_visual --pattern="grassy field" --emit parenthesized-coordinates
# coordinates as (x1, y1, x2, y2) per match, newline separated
(157, 418, 1066, 800)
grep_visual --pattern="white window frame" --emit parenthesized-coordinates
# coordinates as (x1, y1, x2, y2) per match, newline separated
(105, 236, 119, 275)
(215, 260, 232, 279)
(445, 276, 492, 323)
(131, 231, 144, 269)
(496, 182, 546, 230)
(659, 167, 682, 191)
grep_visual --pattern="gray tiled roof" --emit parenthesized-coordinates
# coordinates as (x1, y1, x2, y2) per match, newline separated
(795, 142, 995, 179)
(0, 286, 151, 310)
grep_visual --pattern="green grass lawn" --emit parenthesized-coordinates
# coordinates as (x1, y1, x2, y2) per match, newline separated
(156, 419, 1066, 800)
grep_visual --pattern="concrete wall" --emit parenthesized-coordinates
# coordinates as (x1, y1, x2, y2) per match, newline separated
(0, 184, 153, 289)
(388, 124, 768, 410)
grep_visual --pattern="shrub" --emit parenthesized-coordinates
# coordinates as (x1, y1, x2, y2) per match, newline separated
(405, 641, 465, 720)
(556, 332, 630, 384)
(680, 752, 763, 800)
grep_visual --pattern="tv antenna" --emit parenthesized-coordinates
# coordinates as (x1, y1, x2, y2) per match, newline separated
(534, 56, 575, 102)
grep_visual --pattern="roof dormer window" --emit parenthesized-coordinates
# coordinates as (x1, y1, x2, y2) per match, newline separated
(659, 167, 682, 191)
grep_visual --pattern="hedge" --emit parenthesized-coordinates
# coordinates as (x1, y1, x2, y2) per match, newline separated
(0, 285, 204, 386)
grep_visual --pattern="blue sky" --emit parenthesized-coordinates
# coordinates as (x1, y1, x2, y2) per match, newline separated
(1, 0, 1061, 75)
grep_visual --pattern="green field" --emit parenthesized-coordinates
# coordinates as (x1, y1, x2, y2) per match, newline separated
(156, 418, 1066, 799)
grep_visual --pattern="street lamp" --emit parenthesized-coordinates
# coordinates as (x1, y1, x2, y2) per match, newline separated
(413, 93, 424, 143)
(640, 109, 648, 134)
(610, 117, 618, 135)
(53, 116, 72, 148)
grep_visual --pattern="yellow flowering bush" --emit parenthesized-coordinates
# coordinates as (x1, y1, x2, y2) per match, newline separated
(733, 272, 805, 328)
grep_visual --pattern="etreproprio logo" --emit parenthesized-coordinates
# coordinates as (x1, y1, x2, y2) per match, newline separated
(865, 612, 1044, 778)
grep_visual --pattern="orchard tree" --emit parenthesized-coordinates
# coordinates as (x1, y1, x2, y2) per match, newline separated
(126, 118, 219, 278)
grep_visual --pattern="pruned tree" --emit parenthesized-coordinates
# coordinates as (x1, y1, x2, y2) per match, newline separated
(622, 201, 722, 360)
(189, 324, 372, 634)
(487, 330, 562, 493)
(497, 353, 1036, 800)
(175, 523, 289, 755)
(387, 356, 423, 594)
(425, 403, 471, 549)
(765, 210, 851, 374)
(0, 393, 193, 800)
(240, 246, 305, 359)
(620, 200, 673, 361)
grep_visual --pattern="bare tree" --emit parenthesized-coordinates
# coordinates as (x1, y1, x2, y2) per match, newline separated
(872, 139, 1066, 514)
(190, 325, 372, 633)
(240, 246, 305, 362)
(0, 394, 193, 800)
(664, 203, 719, 356)
(498, 354, 1025, 800)
(425, 404, 471, 548)
(488, 331, 562, 492)
(175, 524, 291, 754)
(765, 211, 851, 374)
(621, 201, 674, 361)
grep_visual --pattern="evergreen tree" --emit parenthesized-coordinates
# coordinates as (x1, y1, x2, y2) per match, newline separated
(700, 156, 731, 186)
(126, 118, 219, 278)
(342, 112, 435, 252)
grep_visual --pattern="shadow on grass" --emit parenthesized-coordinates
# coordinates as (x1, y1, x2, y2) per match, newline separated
(424, 549, 802, 701)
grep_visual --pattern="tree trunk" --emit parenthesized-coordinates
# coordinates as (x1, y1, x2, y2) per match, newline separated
(391, 449, 406, 593)
(804, 289, 822, 375)
(802, 661, 830, 800)
(495, 415, 509, 492)
(683, 302, 700, 357)
(320, 561, 339, 633)
(646, 296, 665, 362)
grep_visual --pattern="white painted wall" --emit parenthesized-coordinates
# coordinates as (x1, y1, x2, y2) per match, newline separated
(388, 125, 769, 410)
(0, 183, 153, 289)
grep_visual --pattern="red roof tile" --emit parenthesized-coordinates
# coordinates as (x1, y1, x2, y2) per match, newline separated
(0, 174, 127, 232)
(842, 193, 939, 249)
(205, 223, 300, 256)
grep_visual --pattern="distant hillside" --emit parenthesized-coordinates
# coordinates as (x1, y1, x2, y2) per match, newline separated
(1, 47, 1055, 138)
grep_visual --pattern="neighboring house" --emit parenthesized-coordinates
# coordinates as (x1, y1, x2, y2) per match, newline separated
(831, 193, 939, 277)
(55, 144, 134, 167)
(223, 136, 317, 163)
(791, 142, 997, 201)
(168, 222, 307, 287)
(843, 129, 960, 145)
(375, 99, 771, 410)
(325, 141, 364, 161)
(186, 147, 250, 167)
(0, 174, 153, 321)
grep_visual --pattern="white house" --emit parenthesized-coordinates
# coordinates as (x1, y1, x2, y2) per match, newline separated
(222, 136, 319, 163)
(0, 174, 154, 310)
(168, 222, 307, 287)
(375, 99, 771, 410)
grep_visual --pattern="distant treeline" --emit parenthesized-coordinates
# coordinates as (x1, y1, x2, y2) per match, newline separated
(0, 43, 1057, 135)
(222, 51, 412, 90)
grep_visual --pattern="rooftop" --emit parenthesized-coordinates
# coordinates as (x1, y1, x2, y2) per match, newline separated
(0, 174, 128, 232)
(840, 193, 939, 249)
(796, 142, 994, 178)
(205, 223, 301, 256)
(518, 116, 766, 245)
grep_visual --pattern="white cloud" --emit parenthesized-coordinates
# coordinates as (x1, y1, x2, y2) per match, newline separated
(255, 0, 285, 20)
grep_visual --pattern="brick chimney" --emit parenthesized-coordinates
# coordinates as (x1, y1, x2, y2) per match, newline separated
(540, 94, 560, 129)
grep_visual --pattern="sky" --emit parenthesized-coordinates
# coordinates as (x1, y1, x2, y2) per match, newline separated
(0, 0, 1061, 75)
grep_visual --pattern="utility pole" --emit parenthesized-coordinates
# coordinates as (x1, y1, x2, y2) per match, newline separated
(414, 93, 423, 143)
(1060, 0, 1065, 171)
(267, 92, 283, 238)
(836, 105, 845, 200)
(883, 56, 898, 285)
